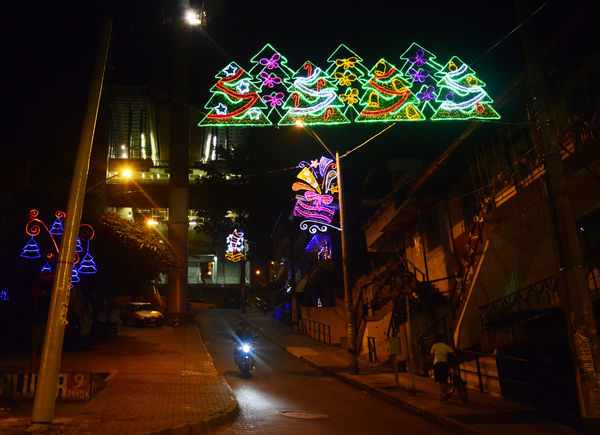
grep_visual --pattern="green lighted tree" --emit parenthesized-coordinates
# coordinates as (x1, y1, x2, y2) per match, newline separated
(355, 59, 425, 123)
(431, 56, 500, 120)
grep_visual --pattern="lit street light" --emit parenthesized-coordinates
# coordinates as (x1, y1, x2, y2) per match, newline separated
(85, 168, 131, 194)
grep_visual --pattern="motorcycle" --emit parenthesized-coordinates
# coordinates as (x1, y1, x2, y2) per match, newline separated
(234, 339, 256, 378)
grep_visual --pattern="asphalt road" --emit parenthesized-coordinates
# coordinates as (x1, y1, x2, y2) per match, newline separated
(197, 309, 451, 435)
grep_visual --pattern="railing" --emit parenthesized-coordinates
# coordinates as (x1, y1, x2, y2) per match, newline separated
(479, 275, 560, 331)
(299, 318, 332, 345)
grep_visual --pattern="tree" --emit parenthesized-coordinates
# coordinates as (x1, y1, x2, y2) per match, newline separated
(431, 56, 500, 120)
(248, 43, 295, 123)
(398, 43, 445, 118)
(278, 61, 350, 126)
(355, 58, 425, 122)
(198, 62, 272, 127)
(82, 212, 179, 316)
(325, 44, 370, 118)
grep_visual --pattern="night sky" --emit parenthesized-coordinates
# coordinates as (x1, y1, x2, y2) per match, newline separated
(4, 0, 587, 267)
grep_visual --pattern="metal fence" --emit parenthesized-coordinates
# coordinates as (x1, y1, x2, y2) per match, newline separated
(299, 318, 332, 345)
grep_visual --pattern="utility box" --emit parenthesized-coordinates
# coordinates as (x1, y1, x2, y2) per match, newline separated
(387, 337, 401, 355)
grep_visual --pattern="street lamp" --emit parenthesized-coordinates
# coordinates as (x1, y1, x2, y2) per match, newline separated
(85, 168, 131, 194)
(295, 121, 359, 374)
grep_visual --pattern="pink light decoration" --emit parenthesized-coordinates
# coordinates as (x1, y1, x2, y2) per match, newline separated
(259, 53, 280, 70)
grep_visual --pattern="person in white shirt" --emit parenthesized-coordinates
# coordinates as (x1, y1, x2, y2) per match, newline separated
(430, 334, 454, 402)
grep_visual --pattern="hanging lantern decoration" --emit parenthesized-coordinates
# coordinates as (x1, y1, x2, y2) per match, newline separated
(225, 229, 245, 262)
(292, 156, 340, 234)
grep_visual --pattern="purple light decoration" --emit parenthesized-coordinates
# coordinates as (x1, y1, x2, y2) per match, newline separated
(225, 229, 245, 262)
(0, 290, 9, 302)
(49, 217, 64, 236)
(445, 91, 455, 101)
(408, 48, 428, 67)
(417, 85, 436, 101)
(21, 236, 41, 258)
(408, 67, 429, 83)
(305, 234, 332, 254)
(263, 92, 284, 107)
(259, 71, 282, 88)
(41, 261, 52, 273)
(317, 156, 334, 177)
(76, 237, 84, 253)
(78, 241, 97, 274)
(71, 266, 80, 283)
(259, 53, 280, 70)
(293, 192, 337, 224)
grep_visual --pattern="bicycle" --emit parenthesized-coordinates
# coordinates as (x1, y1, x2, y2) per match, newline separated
(446, 362, 468, 403)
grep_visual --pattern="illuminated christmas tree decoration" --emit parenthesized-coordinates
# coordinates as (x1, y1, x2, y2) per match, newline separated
(278, 62, 350, 126)
(399, 43, 444, 117)
(21, 210, 97, 280)
(249, 44, 295, 122)
(199, 62, 272, 127)
(78, 240, 98, 274)
(76, 237, 84, 253)
(356, 59, 425, 123)
(49, 211, 66, 235)
(198, 43, 500, 125)
(21, 236, 41, 258)
(225, 229, 245, 262)
(292, 156, 340, 233)
(71, 265, 80, 283)
(431, 56, 500, 121)
(325, 44, 369, 117)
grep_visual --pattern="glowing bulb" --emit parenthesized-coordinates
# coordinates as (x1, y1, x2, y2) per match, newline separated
(185, 10, 201, 25)
(146, 219, 158, 226)
(294, 119, 304, 127)
(122, 169, 132, 178)
(242, 344, 250, 353)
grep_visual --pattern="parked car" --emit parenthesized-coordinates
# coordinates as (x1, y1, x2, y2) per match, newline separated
(188, 298, 216, 313)
(120, 302, 164, 326)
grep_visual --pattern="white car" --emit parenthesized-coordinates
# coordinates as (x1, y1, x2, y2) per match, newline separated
(120, 302, 164, 326)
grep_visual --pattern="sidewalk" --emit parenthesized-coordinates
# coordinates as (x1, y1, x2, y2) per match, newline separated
(0, 321, 237, 434)
(241, 308, 578, 435)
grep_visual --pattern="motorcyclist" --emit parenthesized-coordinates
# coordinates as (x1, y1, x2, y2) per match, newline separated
(233, 322, 254, 366)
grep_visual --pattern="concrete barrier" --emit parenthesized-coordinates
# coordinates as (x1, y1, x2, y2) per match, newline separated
(0, 370, 107, 400)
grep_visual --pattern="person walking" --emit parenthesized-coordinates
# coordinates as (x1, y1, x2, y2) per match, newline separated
(430, 334, 454, 402)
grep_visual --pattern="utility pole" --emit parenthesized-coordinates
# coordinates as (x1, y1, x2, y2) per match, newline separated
(167, 7, 191, 323)
(30, 18, 112, 430)
(518, 2, 600, 431)
(336, 151, 359, 374)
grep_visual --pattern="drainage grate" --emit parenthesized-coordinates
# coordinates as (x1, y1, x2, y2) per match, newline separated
(278, 410, 330, 420)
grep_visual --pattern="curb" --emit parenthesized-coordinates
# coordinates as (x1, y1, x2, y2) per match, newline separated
(241, 313, 483, 435)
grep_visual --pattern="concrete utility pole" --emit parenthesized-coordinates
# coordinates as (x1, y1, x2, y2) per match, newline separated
(167, 10, 191, 322)
(30, 18, 112, 430)
(336, 151, 359, 374)
(518, 2, 600, 431)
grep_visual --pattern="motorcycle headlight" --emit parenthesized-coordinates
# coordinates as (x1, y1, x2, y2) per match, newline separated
(242, 344, 250, 353)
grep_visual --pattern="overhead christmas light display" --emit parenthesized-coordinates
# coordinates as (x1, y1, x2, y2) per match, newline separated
(325, 44, 369, 117)
(199, 62, 272, 127)
(278, 61, 350, 126)
(20, 209, 97, 280)
(199, 43, 499, 126)
(292, 156, 340, 234)
(248, 43, 295, 122)
(355, 58, 425, 122)
(431, 56, 500, 120)
(225, 229, 245, 262)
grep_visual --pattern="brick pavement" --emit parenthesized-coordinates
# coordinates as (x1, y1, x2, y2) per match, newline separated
(0, 321, 237, 434)
(241, 309, 578, 435)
